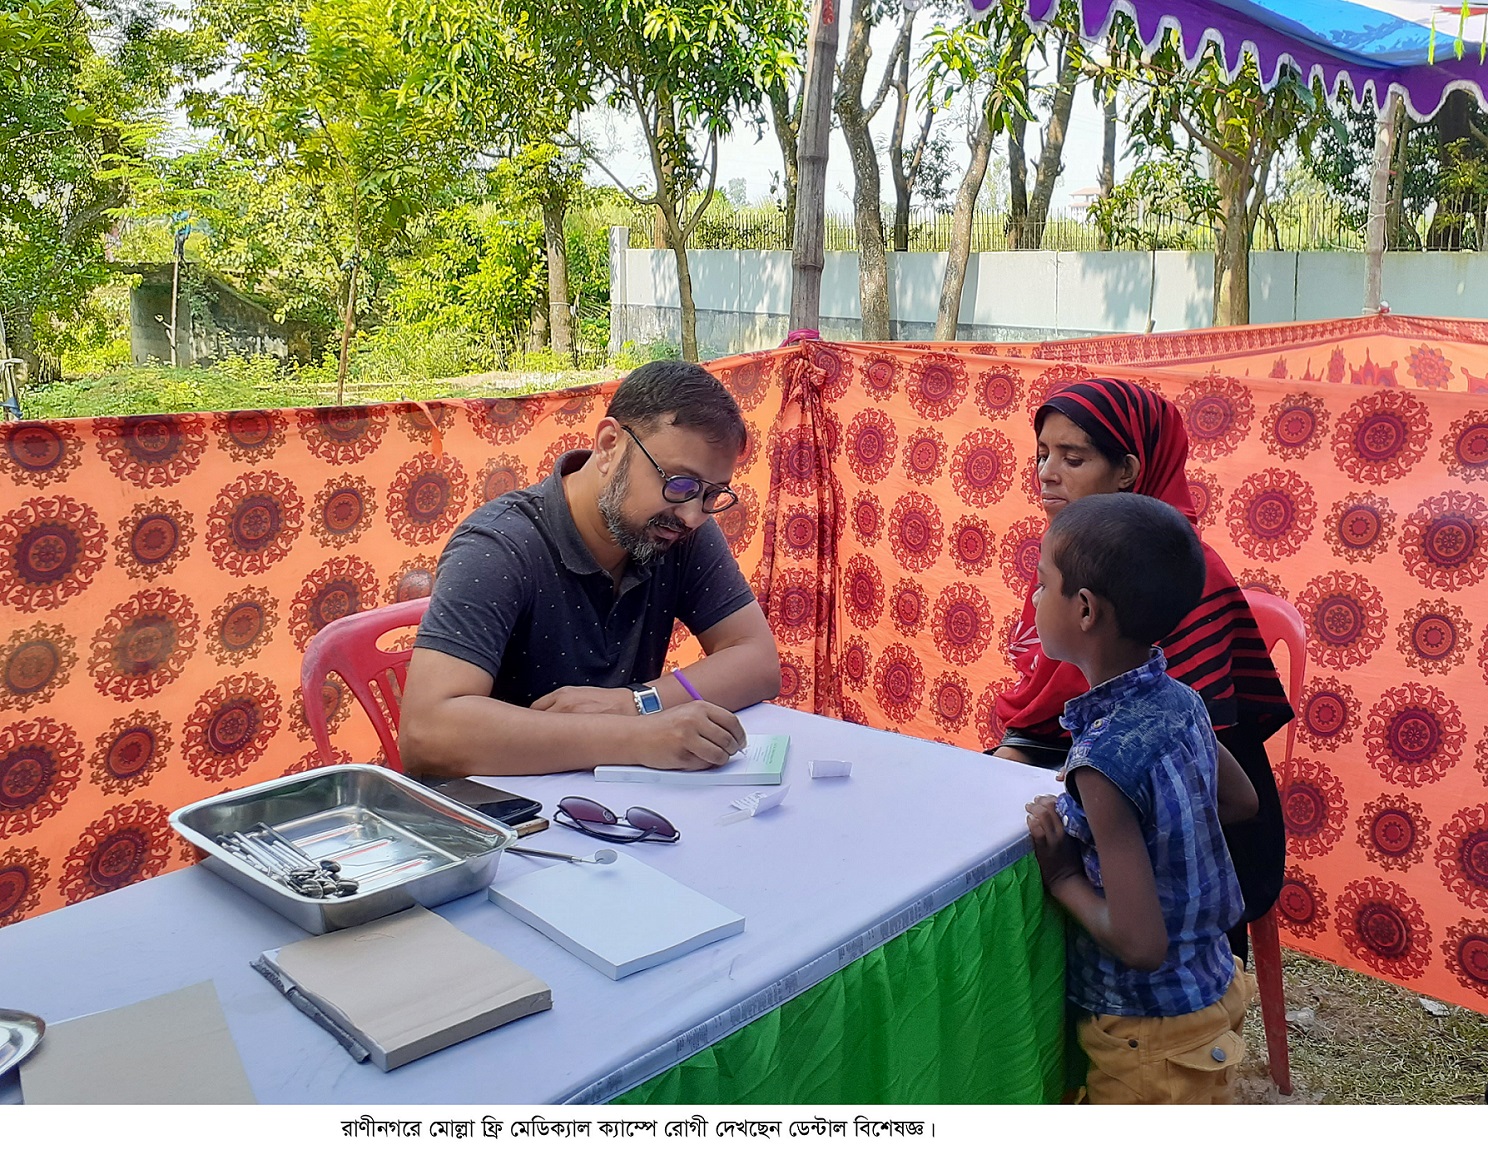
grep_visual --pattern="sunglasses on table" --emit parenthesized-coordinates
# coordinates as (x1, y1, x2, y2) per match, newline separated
(555, 796, 680, 844)
(620, 424, 739, 514)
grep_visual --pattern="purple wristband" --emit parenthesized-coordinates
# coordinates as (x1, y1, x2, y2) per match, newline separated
(672, 669, 704, 702)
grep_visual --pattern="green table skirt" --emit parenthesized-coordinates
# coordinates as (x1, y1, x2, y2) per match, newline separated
(614, 851, 1069, 1105)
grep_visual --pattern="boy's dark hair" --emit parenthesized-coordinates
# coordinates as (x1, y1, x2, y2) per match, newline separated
(606, 360, 746, 453)
(1045, 492, 1206, 645)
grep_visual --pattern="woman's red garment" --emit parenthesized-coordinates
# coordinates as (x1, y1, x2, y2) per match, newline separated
(994, 378, 1292, 741)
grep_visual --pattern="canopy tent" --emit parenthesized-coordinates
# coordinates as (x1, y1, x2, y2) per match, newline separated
(995, 1, 1488, 118)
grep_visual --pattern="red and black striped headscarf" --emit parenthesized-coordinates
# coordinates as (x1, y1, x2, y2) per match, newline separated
(995, 378, 1292, 740)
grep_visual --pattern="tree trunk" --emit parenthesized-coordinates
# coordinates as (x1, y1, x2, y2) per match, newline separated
(936, 103, 995, 340)
(788, 0, 838, 333)
(542, 195, 574, 355)
(649, 103, 702, 361)
(841, 115, 891, 339)
(170, 251, 181, 368)
(662, 209, 700, 362)
(1387, 104, 1412, 248)
(769, 78, 801, 242)
(1213, 158, 1252, 326)
(1007, 106, 1029, 247)
(527, 300, 550, 353)
(1364, 91, 1399, 314)
(889, 39, 912, 252)
(336, 257, 359, 404)
(7, 310, 41, 384)
(1020, 45, 1082, 250)
(835, 0, 892, 341)
(1098, 76, 1117, 251)
(1427, 90, 1474, 250)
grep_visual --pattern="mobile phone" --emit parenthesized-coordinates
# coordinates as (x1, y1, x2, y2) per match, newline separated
(430, 779, 542, 826)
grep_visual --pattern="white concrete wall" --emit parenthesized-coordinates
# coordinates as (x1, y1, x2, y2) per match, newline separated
(610, 231, 1488, 355)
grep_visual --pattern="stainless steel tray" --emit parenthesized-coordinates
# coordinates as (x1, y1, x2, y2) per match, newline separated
(170, 764, 516, 933)
(0, 1009, 44, 1077)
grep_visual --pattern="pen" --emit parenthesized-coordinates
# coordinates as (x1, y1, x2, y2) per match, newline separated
(672, 668, 704, 702)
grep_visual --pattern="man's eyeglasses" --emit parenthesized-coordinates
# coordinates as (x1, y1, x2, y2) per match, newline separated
(620, 425, 739, 514)
(555, 796, 680, 844)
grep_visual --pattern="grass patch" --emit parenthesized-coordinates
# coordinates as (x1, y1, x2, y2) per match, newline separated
(21, 357, 621, 420)
(1237, 949, 1488, 1104)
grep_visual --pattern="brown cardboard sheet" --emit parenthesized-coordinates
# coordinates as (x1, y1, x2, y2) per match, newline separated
(20, 981, 255, 1104)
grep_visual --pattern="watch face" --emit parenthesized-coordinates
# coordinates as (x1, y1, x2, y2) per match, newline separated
(633, 687, 662, 714)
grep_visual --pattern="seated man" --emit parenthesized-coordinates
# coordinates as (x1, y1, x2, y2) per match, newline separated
(399, 360, 782, 777)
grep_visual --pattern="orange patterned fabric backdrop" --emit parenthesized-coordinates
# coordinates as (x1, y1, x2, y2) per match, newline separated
(3, 313, 1486, 1015)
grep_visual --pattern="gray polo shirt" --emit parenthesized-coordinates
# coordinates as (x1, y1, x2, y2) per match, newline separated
(414, 451, 755, 706)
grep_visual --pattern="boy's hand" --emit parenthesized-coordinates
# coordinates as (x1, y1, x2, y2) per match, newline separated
(1025, 795, 1083, 889)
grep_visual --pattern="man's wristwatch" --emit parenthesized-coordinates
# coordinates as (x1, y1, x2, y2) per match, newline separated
(629, 683, 662, 715)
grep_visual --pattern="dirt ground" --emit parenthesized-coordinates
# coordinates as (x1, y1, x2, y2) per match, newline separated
(1233, 948, 1488, 1104)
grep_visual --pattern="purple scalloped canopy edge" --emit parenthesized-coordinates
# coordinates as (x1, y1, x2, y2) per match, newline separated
(964, 0, 1488, 119)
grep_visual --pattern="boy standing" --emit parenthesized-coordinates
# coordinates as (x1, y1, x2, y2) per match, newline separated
(1024, 493, 1259, 1105)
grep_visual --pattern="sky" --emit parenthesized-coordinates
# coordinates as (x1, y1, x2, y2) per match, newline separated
(159, 8, 1127, 221)
(576, 13, 1128, 217)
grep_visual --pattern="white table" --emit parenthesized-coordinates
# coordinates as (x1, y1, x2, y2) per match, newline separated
(0, 704, 1063, 1104)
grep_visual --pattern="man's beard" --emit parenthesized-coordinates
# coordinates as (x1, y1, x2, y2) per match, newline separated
(598, 452, 691, 565)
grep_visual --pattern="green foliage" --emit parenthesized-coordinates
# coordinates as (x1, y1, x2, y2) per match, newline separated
(1089, 158, 1219, 250)
(1118, 23, 1338, 320)
(1431, 137, 1488, 249)
(388, 203, 545, 347)
(1305, 91, 1440, 245)
(0, 1, 209, 375)
(531, 0, 804, 359)
(923, 0, 1035, 134)
(25, 348, 620, 419)
(186, 0, 535, 373)
(54, 280, 135, 376)
(1305, 87, 1488, 252)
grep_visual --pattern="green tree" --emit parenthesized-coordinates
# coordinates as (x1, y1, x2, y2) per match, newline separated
(0, 0, 199, 380)
(1124, 29, 1333, 325)
(1307, 87, 1488, 252)
(499, 140, 588, 356)
(189, 0, 530, 395)
(534, 0, 804, 361)
(923, 1, 1032, 337)
(1087, 156, 1220, 251)
(384, 197, 547, 359)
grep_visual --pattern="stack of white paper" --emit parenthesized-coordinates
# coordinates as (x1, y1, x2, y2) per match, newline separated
(488, 854, 744, 979)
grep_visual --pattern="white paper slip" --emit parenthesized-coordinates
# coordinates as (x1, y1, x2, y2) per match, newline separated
(719, 785, 790, 825)
(594, 734, 789, 786)
(489, 853, 744, 980)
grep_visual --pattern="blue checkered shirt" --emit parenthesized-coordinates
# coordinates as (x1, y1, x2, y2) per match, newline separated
(1056, 648, 1244, 1017)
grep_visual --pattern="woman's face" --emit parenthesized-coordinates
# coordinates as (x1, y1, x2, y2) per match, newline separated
(1035, 411, 1140, 519)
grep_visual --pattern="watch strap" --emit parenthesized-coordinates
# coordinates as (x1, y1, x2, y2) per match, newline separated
(629, 683, 662, 715)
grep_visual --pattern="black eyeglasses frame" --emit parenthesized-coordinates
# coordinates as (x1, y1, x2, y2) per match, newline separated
(619, 424, 739, 515)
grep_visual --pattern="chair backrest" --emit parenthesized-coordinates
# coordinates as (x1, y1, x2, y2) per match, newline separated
(1242, 589, 1306, 789)
(299, 597, 431, 774)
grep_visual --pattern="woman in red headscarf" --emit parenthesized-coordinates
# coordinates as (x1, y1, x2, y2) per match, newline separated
(992, 377, 1291, 958)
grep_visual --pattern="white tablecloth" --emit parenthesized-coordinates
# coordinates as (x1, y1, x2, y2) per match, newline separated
(0, 704, 1058, 1104)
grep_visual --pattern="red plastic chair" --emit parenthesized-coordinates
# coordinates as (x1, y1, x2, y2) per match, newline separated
(299, 597, 430, 775)
(1242, 589, 1306, 1096)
